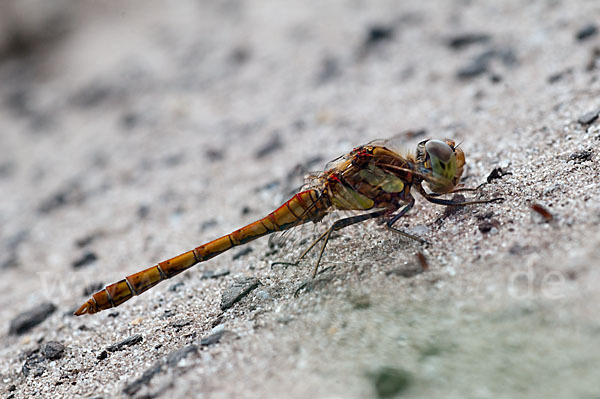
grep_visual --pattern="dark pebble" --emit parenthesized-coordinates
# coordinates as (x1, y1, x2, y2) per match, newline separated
(97, 350, 108, 360)
(22, 354, 45, 377)
(9, 302, 56, 335)
(136, 204, 150, 219)
(254, 134, 283, 159)
(578, 110, 599, 125)
(368, 366, 413, 398)
(72, 251, 98, 268)
(169, 319, 192, 329)
(168, 281, 185, 292)
(200, 329, 225, 346)
(123, 362, 162, 396)
(547, 68, 573, 83)
(576, 24, 598, 41)
(364, 24, 394, 47)
(478, 219, 499, 233)
(205, 148, 224, 162)
(211, 315, 224, 327)
(456, 57, 488, 79)
(123, 345, 197, 396)
(490, 73, 503, 83)
(106, 334, 143, 352)
(200, 219, 218, 231)
(509, 244, 532, 255)
(201, 269, 230, 279)
(166, 344, 198, 366)
(42, 341, 65, 360)
(457, 48, 516, 80)
(232, 247, 253, 260)
(475, 211, 495, 220)
(241, 205, 252, 215)
(446, 32, 491, 50)
(75, 232, 98, 248)
(220, 277, 260, 310)
(568, 149, 594, 163)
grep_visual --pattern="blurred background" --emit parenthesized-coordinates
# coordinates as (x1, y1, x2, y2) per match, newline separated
(1, 1, 599, 398)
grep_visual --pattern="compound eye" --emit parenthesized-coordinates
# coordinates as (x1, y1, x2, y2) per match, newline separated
(425, 140, 453, 163)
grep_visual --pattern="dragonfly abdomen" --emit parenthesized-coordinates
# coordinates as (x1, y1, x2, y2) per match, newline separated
(74, 189, 328, 315)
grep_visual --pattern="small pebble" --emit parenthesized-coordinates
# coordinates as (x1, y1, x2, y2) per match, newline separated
(123, 345, 197, 396)
(200, 328, 225, 346)
(364, 24, 394, 47)
(123, 362, 162, 396)
(22, 354, 45, 377)
(72, 251, 98, 268)
(166, 344, 198, 366)
(576, 24, 598, 41)
(106, 334, 143, 352)
(220, 277, 260, 310)
(42, 341, 65, 360)
(168, 281, 185, 292)
(478, 219, 500, 233)
(446, 32, 491, 50)
(201, 269, 230, 279)
(254, 134, 283, 159)
(568, 149, 593, 163)
(9, 302, 56, 335)
(232, 247, 253, 260)
(577, 110, 599, 125)
(169, 319, 192, 329)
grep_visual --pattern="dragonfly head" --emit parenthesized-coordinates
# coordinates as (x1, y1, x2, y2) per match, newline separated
(416, 139, 465, 193)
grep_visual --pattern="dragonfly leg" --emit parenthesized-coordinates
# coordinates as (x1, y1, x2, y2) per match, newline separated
(426, 182, 487, 197)
(310, 209, 388, 278)
(384, 200, 429, 244)
(270, 229, 330, 268)
(418, 183, 504, 206)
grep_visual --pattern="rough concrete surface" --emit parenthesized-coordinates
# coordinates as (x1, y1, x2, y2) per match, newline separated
(1, 1, 600, 398)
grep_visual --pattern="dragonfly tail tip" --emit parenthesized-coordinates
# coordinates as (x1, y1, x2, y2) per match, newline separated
(74, 300, 95, 316)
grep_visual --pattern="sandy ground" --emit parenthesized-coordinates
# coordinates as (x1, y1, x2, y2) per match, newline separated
(1, 1, 600, 398)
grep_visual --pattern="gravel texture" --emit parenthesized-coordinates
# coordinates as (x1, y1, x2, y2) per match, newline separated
(1, 1, 600, 398)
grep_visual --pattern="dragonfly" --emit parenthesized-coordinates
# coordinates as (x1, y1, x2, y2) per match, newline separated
(75, 138, 502, 315)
